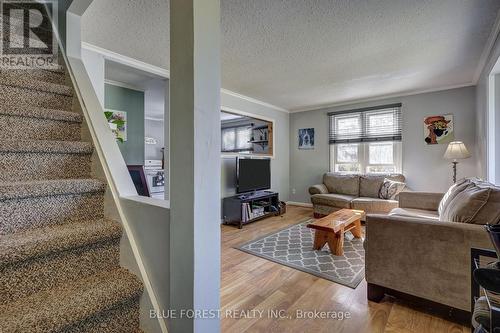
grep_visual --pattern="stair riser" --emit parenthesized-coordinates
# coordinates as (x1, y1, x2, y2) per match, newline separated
(0, 114, 81, 141)
(0, 192, 104, 235)
(0, 152, 92, 181)
(0, 85, 73, 110)
(0, 239, 120, 305)
(1, 69, 67, 85)
(62, 298, 141, 333)
(0, 70, 72, 95)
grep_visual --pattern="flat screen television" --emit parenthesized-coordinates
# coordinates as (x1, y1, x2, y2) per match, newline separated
(237, 158, 271, 193)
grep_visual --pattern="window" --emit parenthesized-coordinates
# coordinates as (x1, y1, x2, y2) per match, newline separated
(221, 125, 252, 153)
(329, 104, 402, 173)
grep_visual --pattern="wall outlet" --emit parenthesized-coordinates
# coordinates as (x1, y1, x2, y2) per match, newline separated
(292, 188, 296, 194)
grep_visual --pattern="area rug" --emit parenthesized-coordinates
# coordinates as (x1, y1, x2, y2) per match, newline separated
(237, 219, 365, 288)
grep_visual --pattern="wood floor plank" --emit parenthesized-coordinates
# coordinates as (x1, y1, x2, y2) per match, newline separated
(221, 206, 469, 333)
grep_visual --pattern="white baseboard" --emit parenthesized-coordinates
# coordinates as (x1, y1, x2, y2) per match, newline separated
(286, 201, 313, 208)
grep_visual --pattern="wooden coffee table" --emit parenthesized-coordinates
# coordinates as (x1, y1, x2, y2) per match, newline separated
(307, 209, 364, 256)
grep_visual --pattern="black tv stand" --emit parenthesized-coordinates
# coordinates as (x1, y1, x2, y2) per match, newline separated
(223, 191, 280, 229)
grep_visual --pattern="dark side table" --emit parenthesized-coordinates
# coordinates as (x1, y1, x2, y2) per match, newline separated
(471, 247, 500, 333)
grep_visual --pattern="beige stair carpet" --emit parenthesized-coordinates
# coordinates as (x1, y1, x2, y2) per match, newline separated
(0, 10, 143, 333)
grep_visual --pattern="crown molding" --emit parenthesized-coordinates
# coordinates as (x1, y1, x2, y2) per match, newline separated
(289, 83, 475, 113)
(104, 79, 145, 92)
(473, 8, 500, 83)
(82, 42, 170, 78)
(220, 88, 289, 113)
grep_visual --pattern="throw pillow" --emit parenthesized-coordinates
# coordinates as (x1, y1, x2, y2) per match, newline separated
(439, 182, 491, 224)
(379, 178, 406, 200)
(438, 178, 470, 216)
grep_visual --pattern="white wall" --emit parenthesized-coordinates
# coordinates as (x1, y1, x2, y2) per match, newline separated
(476, 28, 500, 181)
(495, 74, 500, 185)
(145, 119, 165, 160)
(143, 78, 167, 163)
(289, 86, 478, 203)
(120, 197, 170, 332)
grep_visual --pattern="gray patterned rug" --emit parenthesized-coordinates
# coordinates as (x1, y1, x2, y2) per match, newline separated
(237, 219, 365, 288)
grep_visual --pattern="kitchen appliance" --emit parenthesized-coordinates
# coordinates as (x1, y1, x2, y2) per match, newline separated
(144, 160, 165, 199)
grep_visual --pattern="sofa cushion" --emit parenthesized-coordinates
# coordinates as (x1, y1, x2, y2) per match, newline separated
(389, 207, 439, 220)
(360, 174, 405, 198)
(310, 193, 354, 208)
(323, 173, 359, 196)
(351, 197, 398, 213)
(440, 181, 491, 224)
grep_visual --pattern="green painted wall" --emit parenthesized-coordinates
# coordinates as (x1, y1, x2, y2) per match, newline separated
(105, 84, 145, 165)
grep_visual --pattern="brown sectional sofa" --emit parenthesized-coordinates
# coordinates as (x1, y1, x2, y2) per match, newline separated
(365, 179, 500, 322)
(309, 173, 405, 217)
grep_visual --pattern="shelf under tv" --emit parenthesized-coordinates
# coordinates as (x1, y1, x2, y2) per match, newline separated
(222, 191, 280, 229)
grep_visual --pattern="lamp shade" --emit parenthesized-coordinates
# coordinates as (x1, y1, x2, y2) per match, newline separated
(444, 141, 471, 160)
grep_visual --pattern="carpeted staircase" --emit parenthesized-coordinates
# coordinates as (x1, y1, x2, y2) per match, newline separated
(0, 7, 144, 333)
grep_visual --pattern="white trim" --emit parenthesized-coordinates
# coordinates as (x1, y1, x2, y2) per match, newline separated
(487, 74, 496, 183)
(104, 79, 145, 92)
(145, 116, 165, 122)
(82, 42, 170, 78)
(220, 106, 276, 159)
(289, 83, 475, 113)
(220, 88, 289, 113)
(473, 9, 500, 83)
(221, 106, 275, 123)
(286, 201, 313, 208)
(122, 195, 170, 209)
(82, 42, 291, 113)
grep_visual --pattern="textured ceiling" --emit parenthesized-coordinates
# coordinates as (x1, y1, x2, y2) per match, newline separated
(82, 0, 500, 112)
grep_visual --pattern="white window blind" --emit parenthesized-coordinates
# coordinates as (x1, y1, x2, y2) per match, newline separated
(328, 103, 402, 144)
(221, 125, 252, 152)
(329, 104, 402, 173)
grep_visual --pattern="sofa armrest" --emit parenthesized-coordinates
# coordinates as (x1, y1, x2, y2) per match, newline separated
(309, 184, 328, 195)
(365, 214, 492, 311)
(398, 191, 444, 211)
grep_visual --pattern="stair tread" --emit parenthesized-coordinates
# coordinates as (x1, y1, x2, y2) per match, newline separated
(0, 102, 81, 122)
(0, 139, 92, 154)
(0, 70, 73, 96)
(0, 218, 121, 267)
(0, 268, 143, 333)
(0, 178, 106, 201)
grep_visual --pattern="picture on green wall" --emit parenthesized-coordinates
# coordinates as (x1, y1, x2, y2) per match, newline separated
(104, 109, 127, 142)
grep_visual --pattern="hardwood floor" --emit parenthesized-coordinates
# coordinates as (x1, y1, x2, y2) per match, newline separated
(221, 206, 468, 333)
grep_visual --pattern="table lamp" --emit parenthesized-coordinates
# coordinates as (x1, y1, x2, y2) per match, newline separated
(444, 141, 471, 183)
